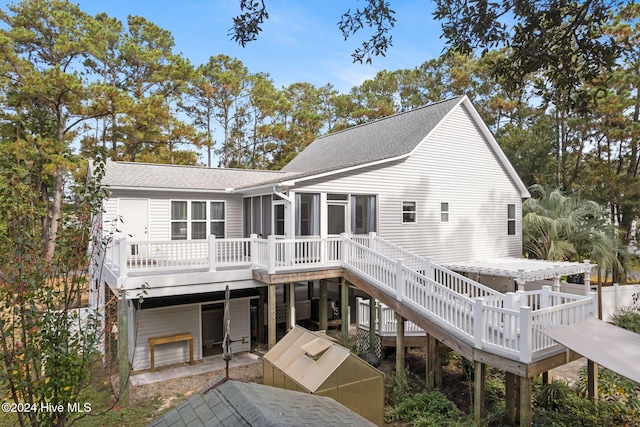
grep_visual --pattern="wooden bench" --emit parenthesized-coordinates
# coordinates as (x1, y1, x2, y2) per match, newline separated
(148, 332, 194, 372)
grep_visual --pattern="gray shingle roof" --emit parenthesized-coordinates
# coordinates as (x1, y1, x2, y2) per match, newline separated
(148, 377, 376, 427)
(282, 96, 462, 174)
(99, 161, 299, 191)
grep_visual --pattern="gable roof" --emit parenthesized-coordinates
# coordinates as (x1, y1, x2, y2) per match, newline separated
(149, 377, 376, 427)
(279, 95, 529, 197)
(98, 161, 298, 192)
(282, 96, 462, 175)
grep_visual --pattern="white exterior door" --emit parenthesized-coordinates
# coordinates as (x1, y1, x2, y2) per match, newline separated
(119, 199, 148, 257)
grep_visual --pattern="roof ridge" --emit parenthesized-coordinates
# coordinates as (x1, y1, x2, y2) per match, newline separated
(109, 161, 288, 174)
(315, 95, 462, 140)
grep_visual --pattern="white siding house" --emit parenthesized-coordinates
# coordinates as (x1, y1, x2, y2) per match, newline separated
(92, 95, 532, 372)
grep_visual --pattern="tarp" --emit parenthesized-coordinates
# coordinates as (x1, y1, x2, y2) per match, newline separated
(542, 317, 640, 383)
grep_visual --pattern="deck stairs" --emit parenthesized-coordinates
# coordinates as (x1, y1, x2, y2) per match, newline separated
(339, 234, 595, 363)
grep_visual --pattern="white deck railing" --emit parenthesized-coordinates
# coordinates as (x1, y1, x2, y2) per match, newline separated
(103, 232, 596, 362)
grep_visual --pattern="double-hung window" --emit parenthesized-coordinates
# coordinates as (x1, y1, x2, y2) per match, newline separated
(171, 200, 226, 240)
(507, 204, 516, 235)
(440, 202, 449, 223)
(402, 201, 417, 223)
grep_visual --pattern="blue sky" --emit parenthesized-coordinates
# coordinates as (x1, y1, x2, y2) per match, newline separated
(80, 1, 446, 93)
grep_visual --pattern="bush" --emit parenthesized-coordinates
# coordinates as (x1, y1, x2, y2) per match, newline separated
(385, 390, 472, 426)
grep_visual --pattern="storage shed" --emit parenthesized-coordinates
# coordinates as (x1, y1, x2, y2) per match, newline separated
(263, 326, 384, 426)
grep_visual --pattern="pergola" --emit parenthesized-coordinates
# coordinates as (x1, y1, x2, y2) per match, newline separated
(443, 257, 596, 293)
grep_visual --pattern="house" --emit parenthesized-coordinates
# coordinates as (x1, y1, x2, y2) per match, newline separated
(90, 96, 599, 425)
(91, 95, 532, 370)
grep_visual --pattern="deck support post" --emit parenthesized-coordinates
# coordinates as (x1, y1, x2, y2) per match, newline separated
(319, 280, 328, 331)
(369, 296, 376, 355)
(340, 278, 349, 347)
(395, 312, 405, 381)
(257, 288, 265, 347)
(505, 372, 517, 425)
(473, 361, 486, 422)
(519, 376, 532, 427)
(425, 334, 440, 390)
(268, 284, 276, 349)
(117, 289, 129, 404)
(286, 283, 295, 331)
(588, 360, 598, 401)
(542, 371, 552, 385)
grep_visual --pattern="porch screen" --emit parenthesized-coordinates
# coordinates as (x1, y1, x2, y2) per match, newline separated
(296, 193, 319, 236)
(351, 195, 376, 234)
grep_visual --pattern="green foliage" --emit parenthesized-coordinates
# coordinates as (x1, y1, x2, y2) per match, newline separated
(576, 366, 640, 424)
(0, 150, 110, 426)
(385, 390, 471, 427)
(610, 307, 640, 333)
(523, 185, 623, 273)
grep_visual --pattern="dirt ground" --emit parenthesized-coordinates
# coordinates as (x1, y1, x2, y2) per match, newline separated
(130, 361, 264, 416)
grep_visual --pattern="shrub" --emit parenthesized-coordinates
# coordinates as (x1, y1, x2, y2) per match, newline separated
(385, 390, 472, 426)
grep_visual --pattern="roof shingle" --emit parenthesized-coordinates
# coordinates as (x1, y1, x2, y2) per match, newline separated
(282, 96, 461, 174)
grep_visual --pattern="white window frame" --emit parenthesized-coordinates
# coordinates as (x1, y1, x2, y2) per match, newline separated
(507, 204, 516, 235)
(440, 202, 449, 223)
(170, 200, 226, 240)
(402, 201, 417, 223)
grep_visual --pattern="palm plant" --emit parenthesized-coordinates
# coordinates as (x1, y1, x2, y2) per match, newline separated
(522, 185, 623, 275)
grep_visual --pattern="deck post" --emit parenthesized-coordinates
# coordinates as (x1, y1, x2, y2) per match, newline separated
(423, 256, 434, 280)
(588, 360, 598, 401)
(369, 296, 376, 356)
(425, 334, 439, 390)
(519, 376, 532, 426)
(117, 289, 129, 404)
(119, 238, 128, 278)
(341, 278, 349, 347)
(319, 280, 328, 331)
(474, 298, 486, 349)
(519, 306, 533, 363)
(249, 234, 257, 267)
(541, 285, 551, 309)
(286, 282, 295, 331)
(396, 259, 404, 301)
(395, 312, 405, 382)
(267, 235, 276, 274)
(368, 231, 377, 251)
(208, 235, 217, 272)
(505, 372, 517, 425)
(473, 361, 486, 422)
(268, 284, 276, 349)
(583, 260, 591, 296)
(552, 275, 561, 292)
(257, 288, 265, 347)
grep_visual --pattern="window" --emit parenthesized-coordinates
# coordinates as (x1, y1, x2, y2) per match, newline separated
(296, 193, 319, 236)
(171, 201, 187, 240)
(507, 204, 516, 235)
(402, 201, 417, 223)
(210, 201, 225, 238)
(351, 195, 377, 234)
(440, 202, 449, 223)
(171, 200, 226, 240)
(191, 201, 207, 239)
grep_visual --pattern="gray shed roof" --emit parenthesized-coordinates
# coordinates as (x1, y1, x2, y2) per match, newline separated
(281, 96, 462, 175)
(148, 377, 376, 427)
(99, 161, 298, 191)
